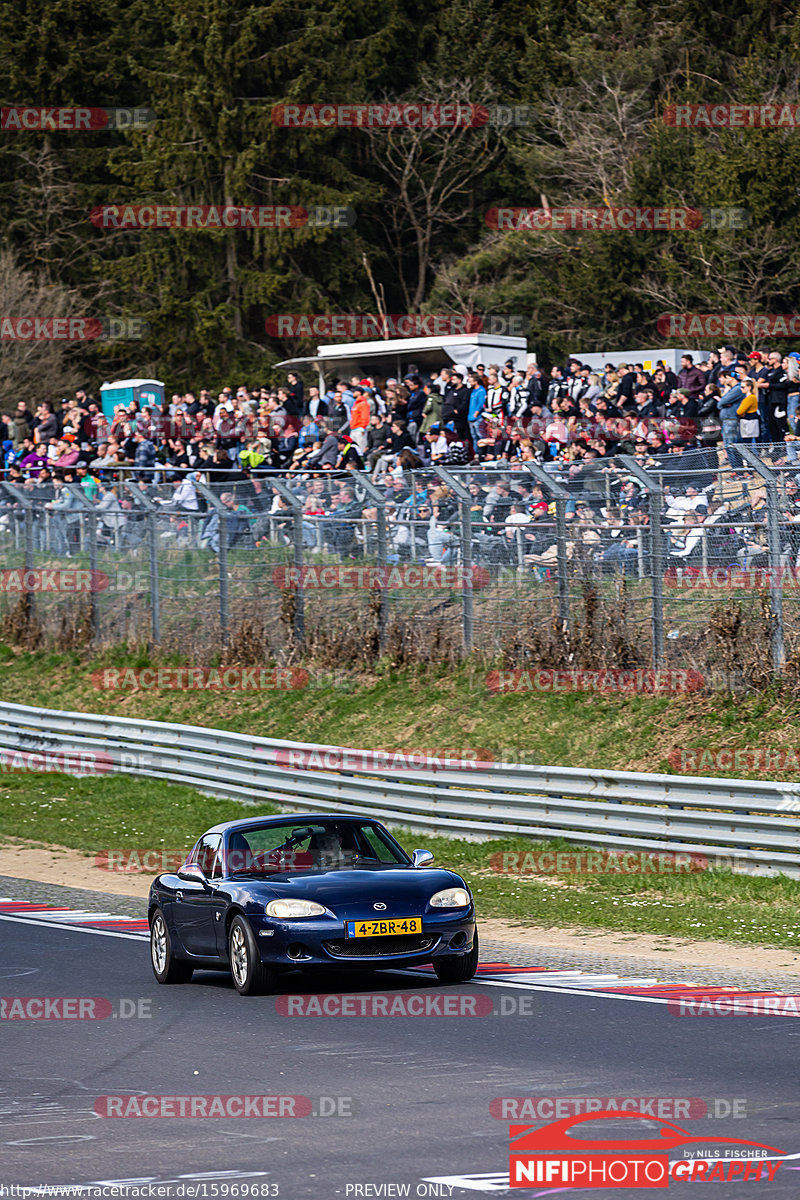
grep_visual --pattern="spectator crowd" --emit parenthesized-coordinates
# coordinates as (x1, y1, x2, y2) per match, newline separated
(2, 345, 800, 575)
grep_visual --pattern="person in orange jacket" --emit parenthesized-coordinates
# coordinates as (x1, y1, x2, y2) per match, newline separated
(349, 390, 372, 454)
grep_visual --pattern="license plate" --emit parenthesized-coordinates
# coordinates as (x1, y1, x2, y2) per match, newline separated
(345, 917, 422, 938)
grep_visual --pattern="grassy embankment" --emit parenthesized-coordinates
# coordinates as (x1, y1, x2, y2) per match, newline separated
(1, 647, 799, 947)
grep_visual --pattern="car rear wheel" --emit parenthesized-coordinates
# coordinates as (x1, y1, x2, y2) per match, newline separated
(150, 910, 193, 984)
(228, 915, 276, 995)
(434, 930, 479, 984)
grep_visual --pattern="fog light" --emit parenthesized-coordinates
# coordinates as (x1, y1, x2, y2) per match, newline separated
(450, 932, 467, 948)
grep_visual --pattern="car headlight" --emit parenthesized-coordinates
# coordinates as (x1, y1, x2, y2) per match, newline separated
(429, 887, 471, 908)
(265, 899, 326, 918)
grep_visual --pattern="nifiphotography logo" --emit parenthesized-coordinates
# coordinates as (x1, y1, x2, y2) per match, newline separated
(508, 1110, 784, 1187)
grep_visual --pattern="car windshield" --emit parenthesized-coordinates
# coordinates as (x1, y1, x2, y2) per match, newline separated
(225, 819, 409, 876)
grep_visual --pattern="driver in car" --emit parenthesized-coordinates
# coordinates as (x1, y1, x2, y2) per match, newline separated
(309, 830, 346, 869)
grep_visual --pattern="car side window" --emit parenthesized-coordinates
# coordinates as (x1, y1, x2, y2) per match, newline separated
(192, 834, 222, 878)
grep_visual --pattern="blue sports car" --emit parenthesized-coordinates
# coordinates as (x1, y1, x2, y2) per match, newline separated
(148, 813, 478, 994)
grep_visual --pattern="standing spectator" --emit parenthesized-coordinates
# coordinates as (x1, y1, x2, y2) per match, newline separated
(765, 350, 790, 442)
(484, 368, 509, 422)
(677, 354, 707, 401)
(420, 383, 443, 434)
(441, 368, 470, 437)
(467, 372, 487, 445)
(786, 354, 800, 434)
(286, 372, 304, 414)
(133, 429, 156, 477)
(305, 385, 328, 420)
(404, 375, 426, 435)
(12, 401, 33, 447)
(717, 369, 746, 468)
(348, 390, 372, 454)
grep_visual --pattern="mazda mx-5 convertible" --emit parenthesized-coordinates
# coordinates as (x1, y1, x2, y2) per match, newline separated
(148, 814, 478, 994)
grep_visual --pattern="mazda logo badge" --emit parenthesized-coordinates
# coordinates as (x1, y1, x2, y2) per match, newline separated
(373, 902, 387, 911)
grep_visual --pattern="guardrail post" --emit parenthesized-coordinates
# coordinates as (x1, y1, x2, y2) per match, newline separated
(739, 446, 785, 672)
(434, 466, 473, 654)
(619, 457, 663, 668)
(524, 463, 571, 628)
(269, 478, 306, 647)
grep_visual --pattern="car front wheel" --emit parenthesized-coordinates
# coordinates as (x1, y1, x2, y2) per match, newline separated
(150, 910, 193, 984)
(228, 915, 277, 995)
(434, 930, 479, 984)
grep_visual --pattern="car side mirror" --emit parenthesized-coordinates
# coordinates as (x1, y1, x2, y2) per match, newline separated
(412, 849, 434, 868)
(177, 862, 211, 888)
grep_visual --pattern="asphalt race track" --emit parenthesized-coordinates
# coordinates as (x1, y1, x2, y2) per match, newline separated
(2, 911, 800, 1197)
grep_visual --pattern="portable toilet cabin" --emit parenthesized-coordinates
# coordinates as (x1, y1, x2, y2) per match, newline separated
(99, 378, 164, 421)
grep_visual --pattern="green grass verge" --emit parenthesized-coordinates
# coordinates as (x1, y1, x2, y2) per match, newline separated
(1, 647, 800, 780)
(2, 773, 800, 949)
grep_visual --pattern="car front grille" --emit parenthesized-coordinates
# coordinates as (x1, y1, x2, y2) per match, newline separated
(323, 934, 437, 958)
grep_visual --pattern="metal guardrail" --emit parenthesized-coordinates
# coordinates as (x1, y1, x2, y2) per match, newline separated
(1, 702, 799, 876)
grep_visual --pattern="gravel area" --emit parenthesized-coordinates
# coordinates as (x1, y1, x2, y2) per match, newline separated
(480, 935, 800, 993)
(0, 874, 148, 917)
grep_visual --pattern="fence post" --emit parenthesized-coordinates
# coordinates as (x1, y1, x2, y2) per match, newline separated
(63, 483, 99, 641)
(194, 482, 230, 644)
(524, 463, 571, 629)
(354, 472, 388, 655)
(123, 483, 161, 645)
(739, 446, 785, 672)
(2, 484, 35, 627)
(434, 466, 473, 654)
(619, 457, 663, 668)
(269, 478, 306, 648)
(24, 508, 35, 625)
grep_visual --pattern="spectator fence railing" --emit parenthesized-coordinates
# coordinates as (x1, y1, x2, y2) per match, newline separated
(0, 445, 798, 675)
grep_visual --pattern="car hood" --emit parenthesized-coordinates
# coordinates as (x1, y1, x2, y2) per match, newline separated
(240, 866, 465, 907)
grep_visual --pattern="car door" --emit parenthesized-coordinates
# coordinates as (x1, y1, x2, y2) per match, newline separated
(172, 834, 225, 956)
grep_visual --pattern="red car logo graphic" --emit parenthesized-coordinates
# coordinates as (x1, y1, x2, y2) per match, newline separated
(510, 1110, 784, 1156)
(509, 1111, 785, 1189)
